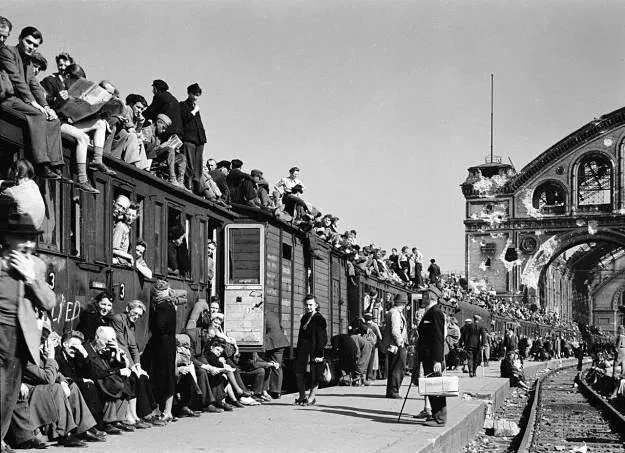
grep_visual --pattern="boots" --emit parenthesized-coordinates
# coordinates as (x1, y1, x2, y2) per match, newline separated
(89, 146, 116, 175)
(75, 163, 99, 194)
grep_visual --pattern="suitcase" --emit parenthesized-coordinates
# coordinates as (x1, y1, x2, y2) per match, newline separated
(418, 375, 459, 397)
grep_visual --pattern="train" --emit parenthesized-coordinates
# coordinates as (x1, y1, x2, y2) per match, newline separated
(0, 108, 560, 389)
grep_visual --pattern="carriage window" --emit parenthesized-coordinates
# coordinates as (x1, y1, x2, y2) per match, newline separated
(153, 202, 163, 275)
(40, 180, 61, 250)
(70, 190, 81, 257)
(135, 196, 144, 241)
(228, 227, 261, 285)
(167, 207, 185, 276)
(282, 243, 292, 261)
(578, 156, 612, 207)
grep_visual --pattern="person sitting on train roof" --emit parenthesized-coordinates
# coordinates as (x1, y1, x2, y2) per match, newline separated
(0, 159, 45, 230)
(227, 159, 258, 206)
(250, 169, 274, 209)
(39, 51, 73, 107)
(29, 52, 47, 77)
(0, 26, 65, 180)
(105, 93, 149, 170)
(0, 16, 11, 45)
(273, 166, 305, 206)
(196, 162, 227, 206)
(143, 79, 183, 138)
(141, 113, 184, 186)
(179, 83, 206, 188)
(42, 62, 117, 193)
(77, 291, 115, 342)
(209, 160, 231, 204)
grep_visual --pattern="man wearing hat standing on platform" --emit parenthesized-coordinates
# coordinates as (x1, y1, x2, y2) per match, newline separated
(143, 79, 183, 138)
(416, 285, 447, 426)
(0, 205, 56, 451)
(179, 83, 207, 188)
(460, 314, 486, 377)
(382, 294, 408, 398)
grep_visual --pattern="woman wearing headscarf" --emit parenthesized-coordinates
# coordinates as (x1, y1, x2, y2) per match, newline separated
(140, 280, 177, 423)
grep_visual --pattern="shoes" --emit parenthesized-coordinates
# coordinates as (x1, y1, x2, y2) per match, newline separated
(57, 435, 87, 447)
(134, 421, 151, 429)
(422, 419, 446, 427)
(39, 166, 61, 180)
(231, 400, 245, 408)
(81, 429, 106, 442)
(88, 428, 106, 438)
(1, 441, 15, 453)
(113, 421, 135, 432)
(100, 424, 121, 435)
(363, 381, 371, 386)
(413, 409, 432, 420)
(13, 439, 47, 449)
(143, 416, 166, 426)
(239, 396, 260, 406)
(386, 394, 402, 399)
(295, 396, 309, 405)
(203, 404, 223, 413)
(216, 402, 233, 411)
(255, 393, 272, 402)
(269, 392, 281, 399)
(177, 407, 201, 418)
(306, 398, 316, 406)
(89, 162, 116, 175)
(74, 180, 100, 194)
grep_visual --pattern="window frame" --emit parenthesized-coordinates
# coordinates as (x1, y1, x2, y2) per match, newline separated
(224, 224, 265, 290)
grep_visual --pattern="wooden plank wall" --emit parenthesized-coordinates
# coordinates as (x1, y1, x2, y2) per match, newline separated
(265, 225, 281, 326)
(290, 235, 307, 352)
(313, 243, 332, 342)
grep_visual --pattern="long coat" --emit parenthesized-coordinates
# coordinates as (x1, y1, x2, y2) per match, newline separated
(417, 304, 445, 364)
(143, 90, 183, 137)
(141, 300, 177, 404)
(264, 311, 289, 351)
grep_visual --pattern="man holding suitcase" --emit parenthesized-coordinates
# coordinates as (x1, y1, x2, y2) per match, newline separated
(416, 285, 446, 427)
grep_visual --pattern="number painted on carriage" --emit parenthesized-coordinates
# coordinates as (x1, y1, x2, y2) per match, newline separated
(48, 272, 55, 290)
(119, 283, 125, 300)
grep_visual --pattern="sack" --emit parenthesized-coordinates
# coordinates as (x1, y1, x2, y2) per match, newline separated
(322, 361, 332, 384)
(418, 375, 459, 397)
(0, 70, 14, 102)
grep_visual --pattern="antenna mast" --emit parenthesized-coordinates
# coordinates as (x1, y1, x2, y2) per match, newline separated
(490, 73, 494, 163)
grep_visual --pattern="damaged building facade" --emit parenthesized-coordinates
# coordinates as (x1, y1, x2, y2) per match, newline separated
(462, 106, 625, 334)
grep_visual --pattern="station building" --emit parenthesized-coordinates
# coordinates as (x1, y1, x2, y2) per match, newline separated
(462, 106, 625, 335)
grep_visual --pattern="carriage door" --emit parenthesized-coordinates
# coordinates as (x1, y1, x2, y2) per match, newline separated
(224, 224, 265, 348)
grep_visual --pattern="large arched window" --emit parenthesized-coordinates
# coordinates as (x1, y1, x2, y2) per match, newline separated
(532, 181, 566, 214)
(577, 155, 612, 209)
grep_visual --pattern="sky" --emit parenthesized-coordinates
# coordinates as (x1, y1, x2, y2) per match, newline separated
(4, 0, 625, 272)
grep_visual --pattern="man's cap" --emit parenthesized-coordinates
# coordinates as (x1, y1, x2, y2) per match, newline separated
(115, 194, 131, 210)
(156, 113, 172, 126)
(423, 285, 442, 299)
(250, 169, 263, 177)
(289, 166, 300, 173)
(62, 330, 84, 344)
(216, 160, 231, 170)
(0, 200, 42, 236)
(187, 83, 202, 94)
(152, 79, 169, 91)
(393, 293, 408, 306)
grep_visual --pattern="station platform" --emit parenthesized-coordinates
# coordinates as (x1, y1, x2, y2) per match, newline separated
(20, 358, 579, 453)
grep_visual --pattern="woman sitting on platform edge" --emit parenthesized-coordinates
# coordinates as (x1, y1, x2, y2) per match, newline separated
(294, 295, 328, 406)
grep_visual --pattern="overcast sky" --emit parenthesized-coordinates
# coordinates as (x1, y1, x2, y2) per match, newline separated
(4, 0, 625, 272)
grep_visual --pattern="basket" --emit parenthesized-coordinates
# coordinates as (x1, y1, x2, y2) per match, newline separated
(418, 375, 459, 397)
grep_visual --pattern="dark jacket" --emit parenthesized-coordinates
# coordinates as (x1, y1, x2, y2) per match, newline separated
(238, 352, 272, 372)
(77, 306, 113, 342)
(179, 99, 206, 145)
(264, 311, 289, 351)
(460, 323, 486, 350)
(296, 312, 327, 358)
(40, 73, 66, 107)
(227, 168, 256, 203)
(143, 90, 183, 137)
(0, 45, 49, 106)
(209, 169, 230, 203)
(416, 304, 445, 363)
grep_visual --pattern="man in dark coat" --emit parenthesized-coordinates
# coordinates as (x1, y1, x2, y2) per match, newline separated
(416, 285, 447, 426)
(0, 26, 64, 178)
(427, 258, 441, 283)
(503, 328, 519, 355)
(262, 311, 289, 398)
(179, 83, 207, 187)
(227, 159, 257, 205)
(0, 205, 56, 450)
(460, 314, 486, 377)
(143, 79, 183, 138)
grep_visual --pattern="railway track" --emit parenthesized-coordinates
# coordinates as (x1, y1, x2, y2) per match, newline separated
(519, 366, 625, 453)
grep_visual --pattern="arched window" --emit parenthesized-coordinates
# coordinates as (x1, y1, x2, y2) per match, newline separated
(532, 181, 566, 214)
(577, 155, 612, 209)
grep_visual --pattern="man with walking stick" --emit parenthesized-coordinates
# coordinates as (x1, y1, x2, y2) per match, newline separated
(382, 294, 408, 399)
(415, 286, 447, 427)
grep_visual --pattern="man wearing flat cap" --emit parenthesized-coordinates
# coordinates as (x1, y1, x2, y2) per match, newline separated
(0, 203, 56, 447)
(459, 314, 486, 377)
(142, 113, 185, 186)
(179, 83, 206, 188)
(416, 285, 447, 426)
(143, 79, 183, 138)
(381, 294, 408, 398)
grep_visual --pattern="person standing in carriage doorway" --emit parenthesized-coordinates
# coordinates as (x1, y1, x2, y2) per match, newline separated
(294, 295, 327, 406)
(381, 294, 408, 399)
(416, 285, 447, 427)
(0, 203, 56, 452)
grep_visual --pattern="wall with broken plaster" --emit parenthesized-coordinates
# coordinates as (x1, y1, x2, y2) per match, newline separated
(466, 232, 511, 293)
